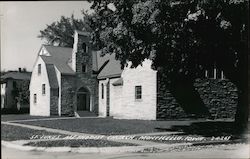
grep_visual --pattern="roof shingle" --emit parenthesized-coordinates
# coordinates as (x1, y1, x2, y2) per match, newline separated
(41, 45, 75, 75)
(97, 53, 122, 79)
(46, 64, 59, 88)
(40, 45, 122, 79)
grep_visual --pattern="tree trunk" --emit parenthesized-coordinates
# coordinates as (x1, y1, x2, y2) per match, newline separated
(233, 54, 249, 134)
(221, 45, 249, 134)
(234, 85, 249, 134)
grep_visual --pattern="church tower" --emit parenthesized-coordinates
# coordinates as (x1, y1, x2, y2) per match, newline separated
(71, 30, 98, 115)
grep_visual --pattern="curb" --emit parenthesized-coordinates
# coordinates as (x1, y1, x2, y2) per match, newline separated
(192, 139, 248, 146)
(2, 139, 246, 154)
(1, 140, 192, 153)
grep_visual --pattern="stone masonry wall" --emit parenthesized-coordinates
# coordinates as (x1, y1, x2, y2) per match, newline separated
(194, 78, 237, 119)
(157, 73, 187, 119)
(157, 73, 238, 120)
(61, 76, 75, 116)
(74, 33, 98, 114)
(50, 89, 58, 115)
(75, 74, 98, 114)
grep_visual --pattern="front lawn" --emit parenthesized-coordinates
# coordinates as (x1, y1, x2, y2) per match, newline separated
(1, 114, 59, 122)
(1, 124, 67, 141)
(15, 118, 198, 135)
(24, 139, 137, 147)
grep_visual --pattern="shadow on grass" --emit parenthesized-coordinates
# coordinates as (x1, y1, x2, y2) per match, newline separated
(1, 108, 29, 114)
(156, 121, 248, 140)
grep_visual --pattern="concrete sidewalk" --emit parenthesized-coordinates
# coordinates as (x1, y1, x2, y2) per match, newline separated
(2, 119, 247, 154)
(1, 121, 194, 153)
(1, 140, 192, 153)
(2, 121, 178, 146)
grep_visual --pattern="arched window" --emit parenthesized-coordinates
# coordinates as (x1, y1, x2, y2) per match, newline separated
(82, 43, 87, 53)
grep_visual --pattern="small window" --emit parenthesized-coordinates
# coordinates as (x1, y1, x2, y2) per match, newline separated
(38, 64, 41, 75)
(101, 83, 104, 99)
(135, 86, 142, 99)
(34, 94, 37, 104)
(42, 84, 46, 95)
(82, 64, 87, 73)
(82, 43, 88, 52)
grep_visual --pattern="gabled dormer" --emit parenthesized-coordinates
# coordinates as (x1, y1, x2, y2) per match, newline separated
(39, 46, 51, 56)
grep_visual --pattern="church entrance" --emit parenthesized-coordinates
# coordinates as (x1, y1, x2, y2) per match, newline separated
(77, 87, 90, 111)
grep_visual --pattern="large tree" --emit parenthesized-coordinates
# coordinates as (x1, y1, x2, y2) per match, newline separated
(38, 0, 248, 132)
(38, 14, 90, 47)
(85, 0, 248, 132)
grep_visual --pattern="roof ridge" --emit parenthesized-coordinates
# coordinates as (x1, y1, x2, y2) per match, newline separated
(43, 44, 72, 49)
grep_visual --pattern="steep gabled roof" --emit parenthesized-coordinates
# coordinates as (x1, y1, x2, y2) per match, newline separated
(46, 64, 59, 88)
(40, 45, 75, 75)
(97, 53, 122, 79)
(38, 45, 123, 79)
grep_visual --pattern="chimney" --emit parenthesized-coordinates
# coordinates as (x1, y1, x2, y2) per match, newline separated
(18, 68, 22, 72)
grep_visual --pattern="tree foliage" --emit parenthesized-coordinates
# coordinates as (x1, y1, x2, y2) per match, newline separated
(87, 0, 248, 79)
(12, 80, 30, 105)
(87, 0, 249, 131)
(38, 14, 90, 47)
(38, 0, 248, 131)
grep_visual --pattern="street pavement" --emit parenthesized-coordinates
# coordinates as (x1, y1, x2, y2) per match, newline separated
(2, 143, 249, 159)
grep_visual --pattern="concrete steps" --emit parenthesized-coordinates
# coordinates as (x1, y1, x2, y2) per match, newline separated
(76, 111, 97, 117)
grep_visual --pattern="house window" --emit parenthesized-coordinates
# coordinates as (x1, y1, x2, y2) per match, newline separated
(38, 64, 41, 75)
(101, 83, 104, 99)
(135, 86, 142, 100)
(82, 43, 87, 52)
(34, 94, 37, 104)
(82, 64, 87, 73)
(42, 84, 46, 95)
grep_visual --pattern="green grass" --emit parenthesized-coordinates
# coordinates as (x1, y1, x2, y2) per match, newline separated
(1, 124, 67, 141)
(15, 118, 199, 135)
(24, 139, 137, 147)
(1, 114, 59, 122)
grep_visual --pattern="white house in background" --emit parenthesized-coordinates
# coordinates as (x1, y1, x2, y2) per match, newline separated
(1, 71, 31, 110)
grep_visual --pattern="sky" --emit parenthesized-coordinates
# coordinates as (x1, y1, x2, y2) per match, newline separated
(0, 1, 93, 72)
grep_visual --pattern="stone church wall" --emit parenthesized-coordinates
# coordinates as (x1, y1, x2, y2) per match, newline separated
(157, 73, 238, 120)
(60, 75, 75, 116)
